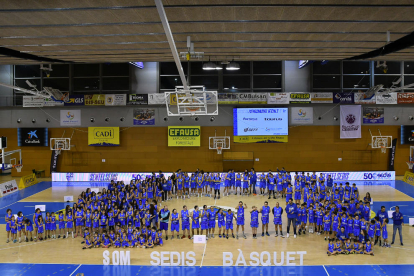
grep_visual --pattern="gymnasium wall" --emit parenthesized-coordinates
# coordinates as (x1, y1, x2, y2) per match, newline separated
(3, 125, 409, 178)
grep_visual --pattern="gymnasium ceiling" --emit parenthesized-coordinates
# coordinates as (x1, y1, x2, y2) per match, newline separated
(0, 0, 414, 64)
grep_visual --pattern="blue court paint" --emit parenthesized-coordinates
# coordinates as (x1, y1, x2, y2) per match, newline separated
(0, 264, 413, 276)
(394, 180, 414, 198)
(0, 181, 52, 209)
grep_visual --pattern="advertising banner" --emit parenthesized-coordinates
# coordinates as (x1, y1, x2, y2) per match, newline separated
(133, 108, 155, 125)
(23, 96, 44, 107)
(311, 92, 333, 103)
(267, 93, 289, 104)
(17, 128, 48, 147)
(44, 98, 64, 107)
(64, 95, 84, 106)
(354, 92, 376, 104)
(290, 107, 313, 125)
(400, 125, 414, 145)
(403, 171, 414, 184)
(85, 94, 105, 106)
(18, 174, 38, 190)
(388, 138, 397, 171)
(50, 150, 59, 173)
(88, 127, 120, 146)
(105, 94, 126, 106)
(0, 180, 18, 197)
(218, 93, 239, 104)
(52, 170, 395, 182)
(238, 93, 267, 104)
(148, 94, 165, 105)
(362, 107, 384, 124)
(233, 135, 288, 143)
(333, 92, 354, 104)
(376, 93, 397, 104)
(127, 94, 148, 105)
(60, 110, 81, 126)
(289, 93, 311, 104)
(397, 93, 414, 104)
(340, 105, 361, 139)
(168, 126, 200, 147)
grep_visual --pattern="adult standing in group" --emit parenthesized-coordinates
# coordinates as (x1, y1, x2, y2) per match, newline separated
(285, 198, 298, 238)
(391, 206, 404, 246)
(159, 205, 170, 240)
(326, 175, 333, 193)
(376, 206, 389, 224)
(250, 168, 257, 196)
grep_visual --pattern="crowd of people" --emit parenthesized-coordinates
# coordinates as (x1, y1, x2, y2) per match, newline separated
(4, 168, 405, 254)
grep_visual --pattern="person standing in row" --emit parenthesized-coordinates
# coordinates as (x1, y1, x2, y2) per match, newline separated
(285, 198, 298, 238)
(391, 206, 404, 246)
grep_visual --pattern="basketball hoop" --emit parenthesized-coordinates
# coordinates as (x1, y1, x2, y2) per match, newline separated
(217, 146, 222, 154)
(380, 146, 386, 154)
(13, 164, 23, 172)
(407, 161, 414, 170)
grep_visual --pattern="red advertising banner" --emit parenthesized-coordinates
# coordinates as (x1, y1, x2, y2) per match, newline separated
(397, 93, 414, 104)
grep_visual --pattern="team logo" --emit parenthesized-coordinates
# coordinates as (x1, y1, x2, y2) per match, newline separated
(298, 109, 306, 117)
(27, 130, 38, 139)
(346, 114, 356, 124)
(66, 112, 75, 120)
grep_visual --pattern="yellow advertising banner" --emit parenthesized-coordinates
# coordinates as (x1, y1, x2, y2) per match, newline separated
(234, 135, 288, 143)
(85, 94, 105, 106)
(169, 94, 178, 105)
(18, 173, 38, 190)
(403, 171, 414, 185)
(168, 126, 201, 147)
(88, 127, 120, 146)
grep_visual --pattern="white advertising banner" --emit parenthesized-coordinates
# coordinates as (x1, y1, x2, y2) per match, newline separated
(60, 110, 81, 126)
(0, 180, 18, 197)
(52, 171, 395, 182)
(105, 94, 126, 106)
(311, 92, 333, 103)
(43, 98, 64, 107)
(148, 93, 165, 105)
(23, 96, 44, 107)
(290, 107, 313, 125)
(354, 92, 376, 104)
(375, 92, 398, 104)
(340, 105, 361, 139)
(238, 93, 267, 104)
(267, 93, 290, 104)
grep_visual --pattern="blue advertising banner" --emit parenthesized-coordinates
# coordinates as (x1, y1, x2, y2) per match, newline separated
(333, 92, 354, 104)
(133, 108, 155, 125)
(64, 95, 85, 106)
(363, 107, 384, 124)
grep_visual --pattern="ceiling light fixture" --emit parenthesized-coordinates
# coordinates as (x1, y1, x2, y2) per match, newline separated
(226, 59, 240, 70)
(202, 57, 216, 70)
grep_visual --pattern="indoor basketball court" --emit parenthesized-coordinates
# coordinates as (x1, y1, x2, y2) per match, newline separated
(1, 1, 414, 276)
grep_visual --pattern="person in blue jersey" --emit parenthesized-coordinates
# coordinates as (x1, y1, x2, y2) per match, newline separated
(176, 175, 183, 199)
(272, 202, 284, 237)
(382, 218, 390, 248)
(285, 198, 298, 238)
(225, 209, 236, 239)
(235, 201, 247, 239)
(159, 205, 170, 240)
(327, 239, 337, 256)
(249, 168, 257, 196)
(214, 173, 222, 199)
(391, 206, 404, 246)
(16, 212, 26, 243)
(50, 212, 57, 239)
(208, 206, 218, 238)
(224, 170, 231, 197)
(364, 240, 374, 256)
(258, 173, 266, 196)
(260, 201, 271, 236)
(322, 210, 332, 240)
(66, 210, 74, 239)
(298, 203, 308, 235)
(285, 183, 293, 205)
(276, 174, 284, 199)
(300, 172, 306, 189)
(250, 206, 259, 239)
(36, 216, 44, 242)
(235, 172, 242, 196)
(367, 219, 376, 241)
(242, 171, 250, 196)
(267, 173, 276, 200)
(25, 218, 33, 242)
(190, 205, 200, 238)
(294, 176, 302, 205)
(318, 173, 325, 187)
(200, 205, 210, 239)
(217, 209, 226, 238)
(326, 175, 333, 193)
(305, 173, 311, 188)
(170, 209, 180, 240)
(184, 173, 190, 199)
(230, 169, 236, 196)
(190, 174, 197, 197)
(197, 172, 204, 197)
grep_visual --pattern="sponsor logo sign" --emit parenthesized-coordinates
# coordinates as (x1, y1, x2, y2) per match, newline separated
(23, 96, 44, 107)
(85, 94, 105, 105)
(333, 93, 354, 104)
(127, 94, 148, 105)
(133, 108, 155, 125)
(376, 92, 397, 104)
(105, 94, 126, 106)
(0, 180, 18, 197)
(290, 107, 313, 125)
(18, 174, 38, 190)
(17, 128, 48, 146)
(148, 94, 165, 105)
(64, 95, 84, 106)
(233, 135, 288, 143)
(289, 93, 311, 103)
(168, 126, 200, 147)
(238, 93, 267, 104)
(44, 98, 64, 107)
(218, 93, 239, 104)
(88, 127, 120, 146)
(267, 93, 289, 104)
(60, 110, 81, 126)
(340, 105, 361, 139)
(354, 92, 376, 104)
(400, 125, 414, 145)
(362, 107, 384, 124)
(403, 171, 414, 185)
(397, 92, 414, 104)
(311, 92, 333, 103)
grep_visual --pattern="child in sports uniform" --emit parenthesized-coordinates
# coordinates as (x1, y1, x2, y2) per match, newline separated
(327, 239, 337, 256)
(368, 219, 376, 241)
(45, 212, 51, 240)
(323, 211, 331, 240)
(217, 209, 225, 238)
(235, 201, 247, 239)
(316, 207, 323, 235)
(66, 210, 74, 238)
(334, 238, 342, 254)
(50, 212, 56, 239)
(374, 217, 381, 246)
(225, 209, 236, 239)
(353, 240, 362, 254)
(36, 216, 44, 242)
(16, 212, 26, 243)
(82, 235, 93, 249)
(272, 202, 284, 237)
(58, 211, 66, 239)
(157, 229, 163, 247)
(344, 238, 353, 254)
(146, 235, 154, 248)
(235, 173, 242, 196)
(25, 218, 33, 242)
(382, 218, 390, 248)
(200, 205, 209, 239)
(191, 205, 200, 238)
(364, 240, 374, 256)
(170, 209, 180, 239)
(250, 206, 259, 239)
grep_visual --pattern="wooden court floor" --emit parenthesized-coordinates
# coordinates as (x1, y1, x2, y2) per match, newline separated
(1, 179, 413, 267)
